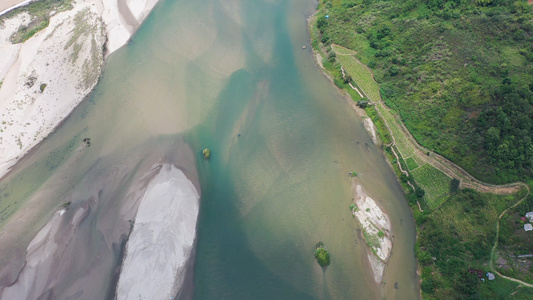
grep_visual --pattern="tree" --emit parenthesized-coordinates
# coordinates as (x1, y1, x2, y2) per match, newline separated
(314, 248, 330, 267)
(316, 16, 328, 33)
(416, 188, 426, 198)
(202, 148, 211, 159)
(343, 75, 352, 84)
(314, 241, 331, 267)
(450, 178, 460, 193)
(389, 65, 399, 76)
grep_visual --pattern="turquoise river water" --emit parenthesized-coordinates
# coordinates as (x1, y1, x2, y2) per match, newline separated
(0, 0, 418, 298)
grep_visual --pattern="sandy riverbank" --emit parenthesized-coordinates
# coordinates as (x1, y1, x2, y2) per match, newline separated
(352, 181, 392, 283)
(0, 0, 161, 180)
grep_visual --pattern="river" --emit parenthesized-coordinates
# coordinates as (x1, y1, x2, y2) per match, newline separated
(0, 0, 418, 298)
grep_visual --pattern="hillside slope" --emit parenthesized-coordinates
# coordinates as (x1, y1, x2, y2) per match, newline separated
(316, 0, 533, 184)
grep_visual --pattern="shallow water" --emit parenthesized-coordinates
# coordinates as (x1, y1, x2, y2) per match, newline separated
(0, 0, 418, 298)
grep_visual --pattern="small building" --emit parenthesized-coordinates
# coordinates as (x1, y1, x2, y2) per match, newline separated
(486, 272, 495, 280)
(525, 224, 533, 232)
(522, 217, 528, 222)
(526, 212, 533, 222)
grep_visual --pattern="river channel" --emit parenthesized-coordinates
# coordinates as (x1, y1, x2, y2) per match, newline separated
(0, 0, 418, 298)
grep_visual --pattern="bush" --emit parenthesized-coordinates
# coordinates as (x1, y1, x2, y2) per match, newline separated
(421, 277, 436, 293)
(450, 178, 460, 193)
(389, 65, 399, 76)
(328, 52, 336, 62)
(343, 75, 352, 84)
(202, 148, 211, 159)
(356, 100, 369, 108)
(317, 16, 328, 32)
(400, 173, 408, 182)
(314, 247, 330, 267)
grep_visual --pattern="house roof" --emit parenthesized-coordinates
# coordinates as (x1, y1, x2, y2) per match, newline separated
(486, 272, 495, 280)
(526, 211, 533, 217)
(525, 224, 533, 231)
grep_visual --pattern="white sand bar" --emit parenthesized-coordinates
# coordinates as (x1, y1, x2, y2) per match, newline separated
(0, 0, 162, 179)
(352, 183, 392, 282)
(116, 164, 200, 300)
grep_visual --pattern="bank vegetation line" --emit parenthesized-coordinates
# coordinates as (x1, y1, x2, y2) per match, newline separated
(324, 44, 533, 287)
(328, 44, 523, 198)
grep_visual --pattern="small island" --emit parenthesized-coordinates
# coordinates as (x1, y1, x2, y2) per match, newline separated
(314, 241, 330, 267)
(202, 148, 211, 159)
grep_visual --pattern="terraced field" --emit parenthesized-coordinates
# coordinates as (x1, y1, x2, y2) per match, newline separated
(331, 45, 472, 209)
(411, 163, 452, 209)
(328, 42, 524, 211)
(332, 44, 381, 103)
(405, 157, 418, 171)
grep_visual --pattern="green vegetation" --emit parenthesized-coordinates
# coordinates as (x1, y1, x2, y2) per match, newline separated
(3, 0, 73, 44)
(349, 203, 358, 212)
(496, 194, 533, 284)
(10, 18, 49, 44)
(315, 0, 533, 184)
(325, 41, 457, 209)
(349, 171, 357, 177)
(411, 163, 452, 209)
(362, 229, 380, 250)
(364, 105, 392, 144)
(311, 0, 533, 297)
(332, 44, 381, 102)
(314, 241, 330, 267)
(202, 148, 211, 159)
(39, 83, 47, 93)
(415, 188, 530, 298)
(450, 178, 460, 193)
(405, 157, 419, 171)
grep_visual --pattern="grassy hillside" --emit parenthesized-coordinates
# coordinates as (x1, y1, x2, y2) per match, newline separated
(315, 0, 533, 184)
(414, 188, 530, 299)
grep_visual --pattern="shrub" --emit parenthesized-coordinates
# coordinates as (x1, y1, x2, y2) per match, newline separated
(314, 243, 330, 267)
(450, 178, 460, 193)
(356, 100, 369, 108)
(400, 173, 408, 182)
(328, 52, 336, 62)
(202, 148, 211, 159)
(389, 65, 399, 76)
(343, 75, 352, 84)
(421, 277, 436, 293)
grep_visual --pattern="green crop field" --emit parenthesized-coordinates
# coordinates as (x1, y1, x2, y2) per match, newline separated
(406, 157, 419, 171)
(332, 45, 381, 103)
(412, 163, 452, 209)
(332, 44, 425, 167)
(332, 44, 357, 55)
